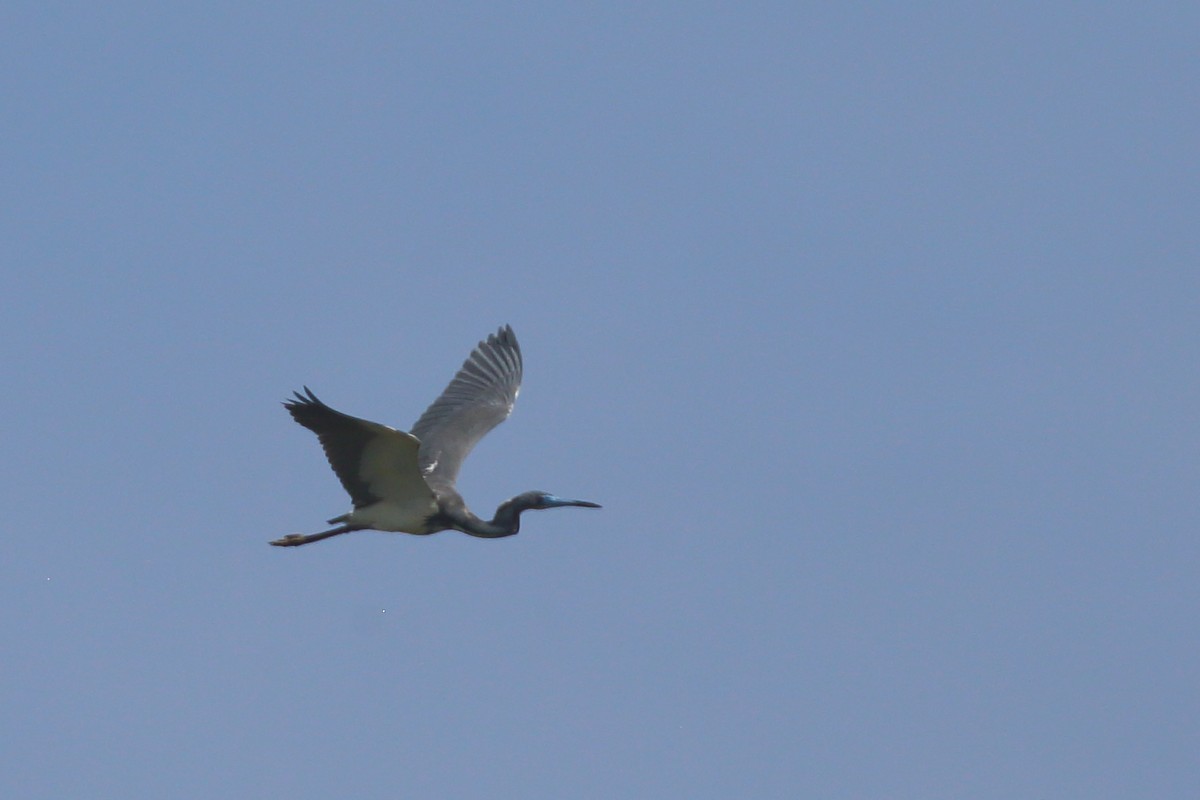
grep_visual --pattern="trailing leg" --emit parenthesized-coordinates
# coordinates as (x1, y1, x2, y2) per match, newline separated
(269, 524, 365, 547)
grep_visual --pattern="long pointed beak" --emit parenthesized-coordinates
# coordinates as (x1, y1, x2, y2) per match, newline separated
(545, 496, 601, 509)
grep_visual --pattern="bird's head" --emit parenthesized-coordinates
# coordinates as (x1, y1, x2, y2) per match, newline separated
(515, 490, 602, 511)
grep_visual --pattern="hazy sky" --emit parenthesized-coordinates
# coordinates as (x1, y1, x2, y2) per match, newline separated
(3, 4, 1197, 798)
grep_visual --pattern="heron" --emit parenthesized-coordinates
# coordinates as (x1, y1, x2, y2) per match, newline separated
(270, 325, 599, 547)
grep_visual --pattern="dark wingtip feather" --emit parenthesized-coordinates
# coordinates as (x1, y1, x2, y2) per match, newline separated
(284, 387, 327, 409)
(495, 324, 517, 349)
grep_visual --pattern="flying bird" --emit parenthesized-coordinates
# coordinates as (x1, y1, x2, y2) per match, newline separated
(271, 325, 599, 547)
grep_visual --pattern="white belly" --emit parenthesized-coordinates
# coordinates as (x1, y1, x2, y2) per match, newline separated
(347, 498, 438, 533)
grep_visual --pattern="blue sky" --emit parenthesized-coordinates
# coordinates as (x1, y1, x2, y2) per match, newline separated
(3, 3, 1197, 798)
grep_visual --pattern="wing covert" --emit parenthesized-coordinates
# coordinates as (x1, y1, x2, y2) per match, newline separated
(285, 387, 432, 509)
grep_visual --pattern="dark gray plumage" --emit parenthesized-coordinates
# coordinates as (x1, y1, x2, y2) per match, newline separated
(271, 326, 599, 547)
(411, 324, 522, 493)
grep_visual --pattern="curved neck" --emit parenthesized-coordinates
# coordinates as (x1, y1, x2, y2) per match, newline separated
(439, 494, 525, 538)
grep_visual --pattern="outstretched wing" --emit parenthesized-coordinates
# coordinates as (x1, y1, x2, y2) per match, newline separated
(411, 325, 523, 491)
(285, 387, 433, 509)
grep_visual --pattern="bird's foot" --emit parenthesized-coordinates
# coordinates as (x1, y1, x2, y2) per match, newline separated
(269, 534, 308, 547)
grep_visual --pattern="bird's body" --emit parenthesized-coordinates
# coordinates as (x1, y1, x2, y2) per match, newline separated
(271, 326, 598, 547)
(339, 491, 438, 535)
